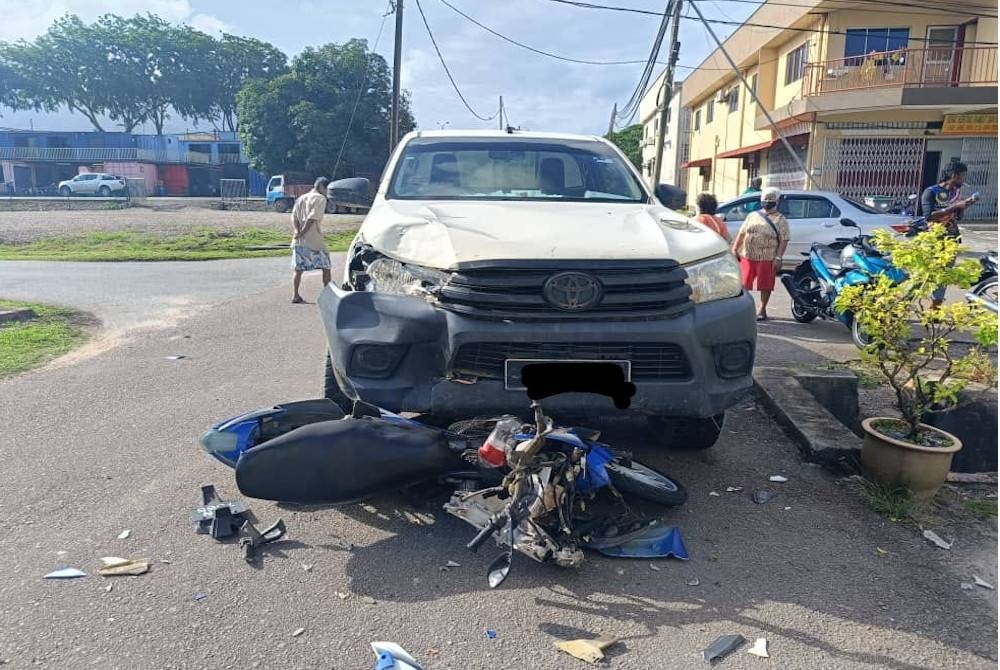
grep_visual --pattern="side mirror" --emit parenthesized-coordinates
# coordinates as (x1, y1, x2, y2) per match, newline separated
(654, 183, 686, 210)
(840, 218, 860, 228)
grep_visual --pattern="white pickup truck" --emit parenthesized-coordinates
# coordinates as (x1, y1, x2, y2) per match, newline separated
(318, 129, 755, 449)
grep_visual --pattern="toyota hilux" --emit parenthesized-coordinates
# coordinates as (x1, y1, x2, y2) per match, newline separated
(318, 130, 755, 449)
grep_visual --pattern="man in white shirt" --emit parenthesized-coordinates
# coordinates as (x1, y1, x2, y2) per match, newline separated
(290, 177, 331, 304)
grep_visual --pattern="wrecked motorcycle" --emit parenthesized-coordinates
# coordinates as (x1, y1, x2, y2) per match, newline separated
(200, 397, 688, 586)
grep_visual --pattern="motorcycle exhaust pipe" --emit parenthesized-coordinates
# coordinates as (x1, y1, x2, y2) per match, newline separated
(965, 292, 998, 313)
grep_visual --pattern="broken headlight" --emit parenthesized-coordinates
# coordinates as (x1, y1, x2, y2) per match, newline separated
(684, 253, 743, 304)
(366, 257, 451, 300)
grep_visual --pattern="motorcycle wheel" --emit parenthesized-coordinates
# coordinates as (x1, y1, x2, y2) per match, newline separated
(972, 277, 998, 307)
(605, 459, 687, 507)
(850, 315, 874, 349)
(789, 270, 819, 323)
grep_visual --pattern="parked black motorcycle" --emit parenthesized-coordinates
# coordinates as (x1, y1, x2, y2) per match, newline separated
(967, 253, 998, 313)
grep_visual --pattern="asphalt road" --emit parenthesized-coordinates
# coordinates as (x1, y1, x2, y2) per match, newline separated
(0, 259, 996, 669)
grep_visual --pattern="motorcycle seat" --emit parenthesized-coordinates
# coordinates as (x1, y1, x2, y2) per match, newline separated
(813, 245, 843, 272)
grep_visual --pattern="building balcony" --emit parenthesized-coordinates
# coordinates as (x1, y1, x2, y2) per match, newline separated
(802, 45, 997, 107)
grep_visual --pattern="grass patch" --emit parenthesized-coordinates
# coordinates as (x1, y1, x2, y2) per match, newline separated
(0, 299, 91, 377)
(962, 499, 998, 519)
(858, 479, 916, 523)
(0, 227, 356, 262)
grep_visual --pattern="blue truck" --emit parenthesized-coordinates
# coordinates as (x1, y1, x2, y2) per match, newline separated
(266, 173, 371, 214)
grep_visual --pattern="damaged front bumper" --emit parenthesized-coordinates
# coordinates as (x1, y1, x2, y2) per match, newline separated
(318, 285, 756, 418)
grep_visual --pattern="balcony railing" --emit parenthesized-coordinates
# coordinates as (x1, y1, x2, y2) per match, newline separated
(0, 147, 223, 164)
(804, 45, 997, 96)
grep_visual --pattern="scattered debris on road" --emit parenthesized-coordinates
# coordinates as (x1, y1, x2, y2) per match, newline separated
(105, 584, 113, 592)
(361, 596, 377, 605)
(335, 591, 350, 600)
(240, 518, 287, 563)
(747, 637, 769, 658)
(753, 490, 775, 504)
(98, 557, 150, 576)
(703, 634, 746, 664)
(961, 582, 975, 591)
(686, 577, 701, 587)
(725, 486, 742, 493)
(649, 563, 661, 572)
(193, 593, 208, 602)
(973, 575, 994, 590)
(302, 563, 313, 572)
(117, 529, 131, 540)
(709, 491, 721, 497)
(43, 568, 86, 579)
(371, 641, 422, 670)
(192, 484, 250, 539)
(769, 475, 788, 483)
(876, 547, 889, 556)
(165, 355, 187, 360)
(922, 529, 953, 550)
(291, 628, 305, 638)
(485, 629, 497, 639)
(445, 560, 461, 568)
(555, 636, 619, 664)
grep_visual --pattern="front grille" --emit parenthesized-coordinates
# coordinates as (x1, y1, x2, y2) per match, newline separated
(451, 342, 692, 381)
(437, 260, 692, 320)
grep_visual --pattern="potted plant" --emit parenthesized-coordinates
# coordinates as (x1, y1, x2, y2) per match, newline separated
(836, 226, 998, 500)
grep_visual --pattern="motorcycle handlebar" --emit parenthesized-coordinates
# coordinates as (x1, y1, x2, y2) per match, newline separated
(467, 512, 509, 552)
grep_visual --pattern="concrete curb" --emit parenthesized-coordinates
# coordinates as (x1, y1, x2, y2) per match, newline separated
(754, 366, 862, 473)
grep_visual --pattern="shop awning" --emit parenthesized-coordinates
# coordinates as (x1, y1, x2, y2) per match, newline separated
(716, 133, 810, 159)
(680, 158, 712, 169)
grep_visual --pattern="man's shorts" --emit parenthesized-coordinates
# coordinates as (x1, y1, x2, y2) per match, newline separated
(291, 245, 331, 272)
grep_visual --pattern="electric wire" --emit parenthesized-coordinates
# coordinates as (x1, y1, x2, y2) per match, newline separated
(414, 0, 501, 121)
(332, 1, 394, 178)
(614, 0, 673, 127)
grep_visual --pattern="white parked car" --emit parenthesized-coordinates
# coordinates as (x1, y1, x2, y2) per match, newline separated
(717, 190, 913, 269)
(58, 173, 127, 197)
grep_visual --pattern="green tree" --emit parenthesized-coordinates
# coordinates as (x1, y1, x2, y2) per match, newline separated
(237, 39, 415, 179)
(214, 34, 288, 132)
(608, 124, 643, 169)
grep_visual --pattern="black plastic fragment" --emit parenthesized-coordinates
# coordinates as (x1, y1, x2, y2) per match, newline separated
(191, 484, 250, 539)
(703, 634, 746, 664)
(239, 518, 287, 562)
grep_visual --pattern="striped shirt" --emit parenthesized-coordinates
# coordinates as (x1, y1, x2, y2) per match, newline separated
(734, 210, 790, 261)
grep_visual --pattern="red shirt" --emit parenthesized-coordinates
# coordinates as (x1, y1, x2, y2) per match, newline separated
(694, 213, 731, 242)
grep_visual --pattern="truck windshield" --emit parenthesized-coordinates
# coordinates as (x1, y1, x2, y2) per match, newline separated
(387, 137, 647, 203)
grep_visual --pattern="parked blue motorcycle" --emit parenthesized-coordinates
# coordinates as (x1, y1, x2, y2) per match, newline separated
(781, 218, 910, 348)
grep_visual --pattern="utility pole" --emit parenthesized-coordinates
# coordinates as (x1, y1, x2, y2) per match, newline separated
(686, 0, 817, 189)
(499, 96, 504, 130)
(652, 0, 682, 189)
(391, 0, 404, 148)
(605, 103, 617, 138)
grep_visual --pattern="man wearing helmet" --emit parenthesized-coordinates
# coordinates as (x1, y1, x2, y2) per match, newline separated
(730, 186, 790, 321)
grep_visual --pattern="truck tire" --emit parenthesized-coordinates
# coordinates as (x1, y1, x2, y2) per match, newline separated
(323, 353, 353, 414)
(273, 199, 290, 213)
(647, 413, 725, 451)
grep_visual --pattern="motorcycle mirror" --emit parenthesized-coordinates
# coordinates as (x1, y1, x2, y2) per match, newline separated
(487, 552, 511, 589)
(840, 218, 860, 228)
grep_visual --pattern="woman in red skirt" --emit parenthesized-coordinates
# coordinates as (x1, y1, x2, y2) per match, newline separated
(730, 187, 790, 321)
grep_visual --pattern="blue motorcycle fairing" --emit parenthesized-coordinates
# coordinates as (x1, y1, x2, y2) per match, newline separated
(584, 523, 689, 560)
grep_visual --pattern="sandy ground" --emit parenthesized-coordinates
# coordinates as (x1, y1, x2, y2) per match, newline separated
(0, 206, 364, 243)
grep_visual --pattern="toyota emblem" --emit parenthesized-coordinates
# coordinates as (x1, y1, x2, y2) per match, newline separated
(543, 272, 603, 311)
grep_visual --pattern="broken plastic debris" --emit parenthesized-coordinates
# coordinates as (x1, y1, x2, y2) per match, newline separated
(616, 568, 626, 576)
(193, 593, 208, 601)
(98, 557, 149, 576)
(335, 591, 350, 600)
(105, 584, 113, 592)
(725, 486, 742, 493)
(117, 529, 131, 540)
(446, 560, 461, 568)
(747, 637, 769, 658)
(485, 630, 497, 639)
(876, 547, 888, 556)
(686, 577, 700, 587)
(961, 582, 975, 591)
(44, 568, 86, 579)
(371, 642, 423, 670)
(361, 596, 377, 605)
(302, 563, 313, 572)
(709, 491, 721, 497)
(752, 489, 775, 504)
(165, 355, 186, 360)
(973, 575, 994, 590)
(554, 637, 618, 664)
(703, 634, 746, 664)
(922, 529, 953, 550)
(649, 563, 661, 572)
(292, 628, 305, 638)
(768, 475, 788, 483)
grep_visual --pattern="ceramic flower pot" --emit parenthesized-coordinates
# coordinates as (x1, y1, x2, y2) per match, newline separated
(861, 417, 962, 501)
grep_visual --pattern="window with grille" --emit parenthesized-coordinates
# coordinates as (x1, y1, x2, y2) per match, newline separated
(706, 100, 714, 124)
(844, 28, 909, 66)
(728, 87, 739, 113)
(784, 43, 808, 85)
(751, 74, 758, 96)
(694, 110, 701, 130)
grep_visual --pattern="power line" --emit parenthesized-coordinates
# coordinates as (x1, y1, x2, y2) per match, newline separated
(615, 0, 673, 126)
(413, 0, 500, 121)
(333, 1, 394, 178)
(542, 0, 999, 44)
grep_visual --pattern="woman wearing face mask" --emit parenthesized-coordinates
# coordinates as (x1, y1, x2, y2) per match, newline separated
(730, 186, 790, 321)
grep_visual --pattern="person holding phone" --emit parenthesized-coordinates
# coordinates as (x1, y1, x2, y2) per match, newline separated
(731, 187, 790, 321)
(921, 161, 978, 308)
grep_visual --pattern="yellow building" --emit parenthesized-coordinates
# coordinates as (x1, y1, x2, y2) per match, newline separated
(678, 0, 998, 218)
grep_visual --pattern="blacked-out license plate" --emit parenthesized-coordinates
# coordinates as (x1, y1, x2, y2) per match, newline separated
(503, 359, 631, 391)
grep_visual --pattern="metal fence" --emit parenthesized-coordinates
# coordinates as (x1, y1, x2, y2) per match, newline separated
(219, 179, 248, 208)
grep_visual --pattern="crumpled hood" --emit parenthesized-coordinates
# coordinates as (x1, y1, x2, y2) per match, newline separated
(359, 199, 728, 269)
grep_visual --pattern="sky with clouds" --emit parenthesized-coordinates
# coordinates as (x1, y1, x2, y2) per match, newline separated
(0, 0, 753, 135)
